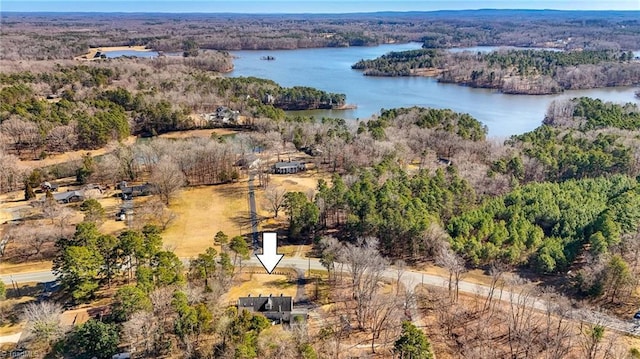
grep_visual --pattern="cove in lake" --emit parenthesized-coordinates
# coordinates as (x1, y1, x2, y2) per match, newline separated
(226, 43, 639, 137)
(103, 50, 160, 58)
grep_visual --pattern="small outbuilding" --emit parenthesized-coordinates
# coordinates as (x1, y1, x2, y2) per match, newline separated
(40, 182, 59, 192)
(236, 154, 261, 170)
(437, 157, 453, 166)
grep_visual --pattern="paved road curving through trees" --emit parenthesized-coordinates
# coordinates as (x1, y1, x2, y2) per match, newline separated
(2, 256, 639, 336)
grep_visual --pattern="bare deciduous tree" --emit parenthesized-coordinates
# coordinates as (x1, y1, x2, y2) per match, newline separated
(40, 192, 62, 225)
(123, 310, 158, 356)
(0, 150, 26, 193)
(337, 237, 388, 329)
(436, 247, 466, 303)
(504, 278, 542, 359)
(579, 322, 606, 359)
(540, 289, 573, 359)
(394, 259, 406, 296)
(318, 236, 340, 282)
(1, 117, 40, 155)
(262, 185, 287, 218)
(45, 124, 77, 153)
(150, 155, 186, 205)
(22, 226, 56, 259)
(22, 301, 65, 346)
(484, 261, 507, 311)
(136, 197, 178, 230)
(368, 291, 401, 353)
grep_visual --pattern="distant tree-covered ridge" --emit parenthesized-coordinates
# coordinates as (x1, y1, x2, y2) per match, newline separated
(353, 49, 640, 94)
(3, 11, 640, 60)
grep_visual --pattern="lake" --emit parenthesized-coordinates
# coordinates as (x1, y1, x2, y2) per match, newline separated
(103, 50, 159, 58)
(226, 43, 639, 137)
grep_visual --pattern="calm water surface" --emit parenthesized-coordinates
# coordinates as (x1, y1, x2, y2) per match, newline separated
(104, 50, 159, 58)
(226, 43, 639, 137)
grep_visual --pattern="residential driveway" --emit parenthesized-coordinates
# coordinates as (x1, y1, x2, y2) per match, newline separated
(0, 204, 31, 223)
(0, 332, 21, 345)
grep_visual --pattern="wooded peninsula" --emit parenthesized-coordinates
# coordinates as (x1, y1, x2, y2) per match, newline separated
(353, 48, 640, 94)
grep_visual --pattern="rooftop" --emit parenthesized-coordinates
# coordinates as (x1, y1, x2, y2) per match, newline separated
(238, 294, 293, 313)
(274, 161, 304, 169)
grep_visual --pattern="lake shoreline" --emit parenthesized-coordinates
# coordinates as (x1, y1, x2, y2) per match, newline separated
(74, 45, 152, 60)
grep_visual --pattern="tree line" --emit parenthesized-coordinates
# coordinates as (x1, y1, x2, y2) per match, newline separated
(3, 11, 640, 61)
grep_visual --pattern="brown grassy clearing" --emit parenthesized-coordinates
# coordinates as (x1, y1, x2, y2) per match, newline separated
(157, 128, 239, 139)
(0, 210, 12, 224)
(410, 67, 443, 76)
(162, 168, 328, 257)
(59, 308, 92, 327)
(266, 169, 327, 194)
(162, 183, 250, 257)
(277, 244, 313, 257)
(414, 264, 519, 287)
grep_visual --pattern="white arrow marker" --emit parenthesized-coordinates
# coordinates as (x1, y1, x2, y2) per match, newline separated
(256, 232, 284, 274)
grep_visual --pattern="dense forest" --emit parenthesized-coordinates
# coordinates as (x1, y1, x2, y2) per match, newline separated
(353, 48, 640, 94)
(1, 10, 640, 60)
(505, 97, 640, 181)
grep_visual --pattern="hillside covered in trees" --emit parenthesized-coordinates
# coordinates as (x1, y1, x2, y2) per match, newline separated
(2, 10, 640, 61)
(353, 48, 640, 94)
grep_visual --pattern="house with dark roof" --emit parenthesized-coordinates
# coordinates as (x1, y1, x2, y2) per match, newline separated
(52, 190, 84, 204)
(273, 161, 305, 174)
(237, 294, 306, 323)
(119, 182, 154, 200)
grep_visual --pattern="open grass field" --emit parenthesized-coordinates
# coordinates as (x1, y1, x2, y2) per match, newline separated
(266, 169, 327, 194)
(0, 209, 12, 224)
(0, 260, 53, 275)
(161, 169, 327, 257)
(414, 264, 511, 287)
(162, 182, 250, 257)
